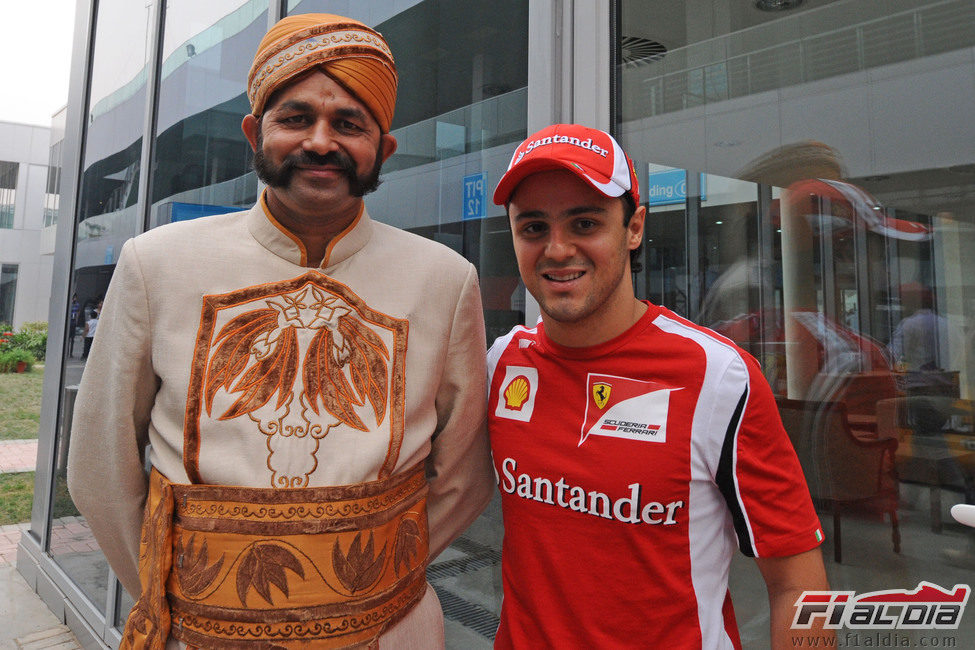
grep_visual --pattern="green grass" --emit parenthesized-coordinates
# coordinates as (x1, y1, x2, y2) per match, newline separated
(0, 369, 44, 525)
(0, 472, 35, 525)
(0, 367, 44, 440)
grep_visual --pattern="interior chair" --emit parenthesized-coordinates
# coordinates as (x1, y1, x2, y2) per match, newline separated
(834, 371, 900, 439)
(777, 398, 900, 563)
(876, 396, 975, 533)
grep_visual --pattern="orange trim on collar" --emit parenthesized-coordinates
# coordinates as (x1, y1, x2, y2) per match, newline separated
(259, 190, 309, 266)
(320, 202, 364, 269)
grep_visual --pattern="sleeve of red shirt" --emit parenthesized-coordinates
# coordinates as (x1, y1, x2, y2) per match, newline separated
(723, 352, 824, 559)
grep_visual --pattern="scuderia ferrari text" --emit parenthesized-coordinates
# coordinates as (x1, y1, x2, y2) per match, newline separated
(499, 457, 684, 525)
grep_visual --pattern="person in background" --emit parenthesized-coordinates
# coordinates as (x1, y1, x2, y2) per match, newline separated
(487, 123, 832, 649)
(68, 293, 80, 357)
(80, 300, 99, 359)
(68, 13, 493, 649)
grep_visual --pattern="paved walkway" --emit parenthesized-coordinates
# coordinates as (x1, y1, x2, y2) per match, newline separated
(0, 439, 38, 474)
(0, 522, 31, 566)
(0, 564, 83, 649)
(0, 439, 82, 647)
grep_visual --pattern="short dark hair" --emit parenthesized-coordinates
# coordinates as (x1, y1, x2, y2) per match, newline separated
(621, 193, 643, 274)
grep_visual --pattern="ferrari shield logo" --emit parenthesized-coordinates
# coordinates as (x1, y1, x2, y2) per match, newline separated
(592, 382, 612, 409)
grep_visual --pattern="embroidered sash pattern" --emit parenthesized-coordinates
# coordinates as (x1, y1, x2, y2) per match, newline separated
(122, 465, 429, 648)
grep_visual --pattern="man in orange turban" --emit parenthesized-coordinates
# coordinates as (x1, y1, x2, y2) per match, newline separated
(69, 12, 493, 649)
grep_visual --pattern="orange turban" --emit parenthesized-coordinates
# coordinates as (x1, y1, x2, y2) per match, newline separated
(248, 13, 398, 132)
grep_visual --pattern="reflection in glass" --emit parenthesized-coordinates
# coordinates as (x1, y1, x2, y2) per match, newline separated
(285, 4, 523, 646)
(620, 1, 975, 645)
(289, 0, 528, 173)
(288, 1, 529, 340)
(0, 161, 18, 229)
(45, 109, 67, 228)
(0, 264, 17, 325)
(44, 144, 62, 228)
(55, 0, 160, 614)
(148, 0, 268, 228)
(115, 588, 136, 633)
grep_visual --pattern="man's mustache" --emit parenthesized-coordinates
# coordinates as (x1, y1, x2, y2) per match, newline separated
(279, 150, 357, 177)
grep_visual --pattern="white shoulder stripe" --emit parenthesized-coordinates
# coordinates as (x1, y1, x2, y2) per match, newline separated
(487, 325, 535, 392)
(651, 311, 751, 649)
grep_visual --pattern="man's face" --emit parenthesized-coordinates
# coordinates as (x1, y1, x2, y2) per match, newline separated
(242, 70, 397, 222)
(508, 169, 644, 335)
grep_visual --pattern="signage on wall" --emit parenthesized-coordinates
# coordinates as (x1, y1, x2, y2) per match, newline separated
(646, 169, 706, 206)
(463, 172, 488, 220)
(170, 202, 241, 223)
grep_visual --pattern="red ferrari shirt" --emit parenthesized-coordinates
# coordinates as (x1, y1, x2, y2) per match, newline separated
(487, 302, 823, 649)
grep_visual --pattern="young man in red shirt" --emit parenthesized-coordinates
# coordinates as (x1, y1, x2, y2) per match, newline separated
(487, 123, 833, 649)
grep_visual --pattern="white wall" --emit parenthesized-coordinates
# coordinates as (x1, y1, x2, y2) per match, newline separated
(0, 120, 54, 328)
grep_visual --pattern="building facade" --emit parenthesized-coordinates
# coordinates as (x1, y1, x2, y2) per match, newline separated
(0, 120, 58, 329)
(19, 1, 975, 647)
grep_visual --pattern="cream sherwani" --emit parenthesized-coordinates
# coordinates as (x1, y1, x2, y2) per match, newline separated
(67, 199, 494, 647)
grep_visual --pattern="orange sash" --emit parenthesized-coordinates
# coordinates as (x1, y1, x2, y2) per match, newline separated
(120, 464, 430, 649)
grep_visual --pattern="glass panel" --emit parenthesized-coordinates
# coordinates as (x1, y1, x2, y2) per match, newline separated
(0, 161, 17, 229)
(620, 1, 975, 647)
(44, 112, 67, 228)
(0, 264, 17, 325)
(286, 1, 529, 342)
(114, 588, 136, 633)
(147, 0, 267, 229)
(281, 2, 526, 646)
(43, 143, 62, 227)
(54, 0, 159, 614)
(288, 0, 529, 172)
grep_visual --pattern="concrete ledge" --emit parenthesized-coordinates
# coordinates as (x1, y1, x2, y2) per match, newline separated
(16, 534, 110, 649)
(65, 598, 107, 650)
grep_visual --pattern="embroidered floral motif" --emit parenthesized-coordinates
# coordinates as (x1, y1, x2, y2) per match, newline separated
(303, 310, 389, 430)
(332, 531, 386, 594)
(175, 534, 225, 598)
(392, 518, 422, 578)
(189, 274, 407, 486)
(235, 542, 306, 606)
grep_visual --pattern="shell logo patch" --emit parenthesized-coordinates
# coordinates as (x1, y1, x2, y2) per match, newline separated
(504, 375, 531, 410)
(580, 373, 680, 446)
(496, 366, 538, 422)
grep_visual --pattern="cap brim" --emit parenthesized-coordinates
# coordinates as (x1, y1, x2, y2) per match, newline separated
(492, 158, 624, 206)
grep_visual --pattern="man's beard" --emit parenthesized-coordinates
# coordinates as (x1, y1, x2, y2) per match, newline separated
(252, 133, 384, 198)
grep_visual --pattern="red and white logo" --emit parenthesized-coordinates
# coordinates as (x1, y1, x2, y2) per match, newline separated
(495, 366, 539, 422)
(580, 373, 679, 447)
(792, 582, 970, 630)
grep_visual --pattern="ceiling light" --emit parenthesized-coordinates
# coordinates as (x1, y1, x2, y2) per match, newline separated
(754, 0, 804, 11)
(620, 36, 667, 66)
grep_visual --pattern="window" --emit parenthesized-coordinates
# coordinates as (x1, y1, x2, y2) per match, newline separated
(147, 0, 268, 228)
(0, 160, 18, 229)
(0, 264, 17, 325)
(44, 140, 63, 227)
(618, 1, 975, 646)
(289, 0, 530, 343)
